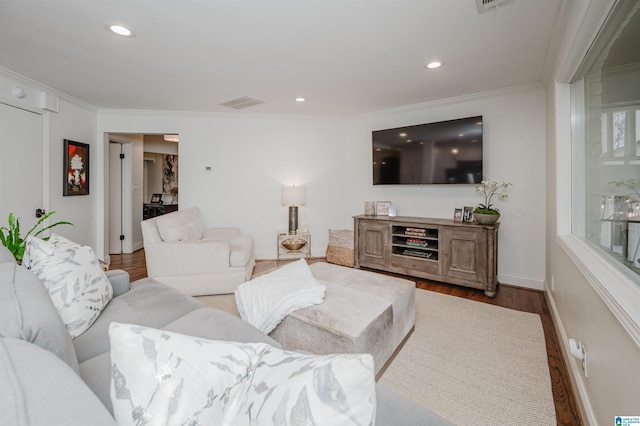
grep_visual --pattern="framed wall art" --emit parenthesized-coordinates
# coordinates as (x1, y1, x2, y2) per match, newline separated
(162, 154, 178, 194)
(63, 139, 89, 196)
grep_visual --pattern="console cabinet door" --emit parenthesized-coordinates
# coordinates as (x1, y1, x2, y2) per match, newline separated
(356, 220, 389, 268)
(441, 227, 487, 287)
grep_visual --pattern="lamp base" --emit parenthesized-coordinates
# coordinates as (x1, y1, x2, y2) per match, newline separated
(288, 206, 298, 235)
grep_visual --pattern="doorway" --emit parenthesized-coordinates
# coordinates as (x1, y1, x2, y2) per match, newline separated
(106, 133, 178, 255)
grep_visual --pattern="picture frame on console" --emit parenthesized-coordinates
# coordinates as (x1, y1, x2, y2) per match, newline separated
(462, 206, 474, 222)
(63, 139, 89, 196)
(453, 208, 463, 222)
(376, 201, 391, 216)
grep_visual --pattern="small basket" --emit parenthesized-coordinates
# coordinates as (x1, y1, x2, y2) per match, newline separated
(326, 229, 354, 267)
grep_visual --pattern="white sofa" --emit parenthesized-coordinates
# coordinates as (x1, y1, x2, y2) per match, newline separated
(141, 206, 255, 296)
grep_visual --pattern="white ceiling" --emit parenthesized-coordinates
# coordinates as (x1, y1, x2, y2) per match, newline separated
(0, 0, 564, 116)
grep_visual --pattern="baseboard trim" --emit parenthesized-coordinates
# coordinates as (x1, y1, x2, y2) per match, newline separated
(498, 273, 544, 290)
(544, 288, 597, 425)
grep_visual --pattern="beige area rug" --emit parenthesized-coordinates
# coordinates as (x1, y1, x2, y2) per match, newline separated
(379, 289, 556, 426)
(196, 288, 556, 426)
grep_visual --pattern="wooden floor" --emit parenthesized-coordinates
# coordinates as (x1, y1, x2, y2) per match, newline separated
(109, 250, 582, 425)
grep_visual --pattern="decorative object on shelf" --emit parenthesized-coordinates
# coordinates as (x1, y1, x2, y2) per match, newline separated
(608, 179, 640, 218)
(281, 237, 307, 251)
(474, 213, 500, 225)
(473, 176, 513, 224)
(607, 179, 640, 265)
(453, 208, 463, 222)
(364, 201, 375, 216)
(0, 211, 72, 262)
(462, 206, 474, 223)
(388, 204, 397, 217)
(150, 193, 163, 204)
(63, 139, 89, 196)
(277, 231, 311, 264)
(376, 201, 391, 216)
(282, 186, 306, 235)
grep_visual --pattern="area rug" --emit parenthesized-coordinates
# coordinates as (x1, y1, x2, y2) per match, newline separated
(196, 288, 556, 425)
(378, 289, 556, 425)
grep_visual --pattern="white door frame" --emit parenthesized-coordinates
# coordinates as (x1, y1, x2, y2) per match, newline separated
(107, 134, 133, 254)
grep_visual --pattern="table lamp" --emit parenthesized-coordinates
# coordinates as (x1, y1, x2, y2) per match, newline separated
(282, 186, 306, 235)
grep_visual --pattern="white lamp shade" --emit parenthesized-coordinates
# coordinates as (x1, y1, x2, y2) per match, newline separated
(282, 186, 306, 206)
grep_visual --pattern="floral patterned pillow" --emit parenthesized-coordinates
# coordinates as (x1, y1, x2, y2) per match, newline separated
(109, 322, 376, 426)
(24, 234, 113, 338)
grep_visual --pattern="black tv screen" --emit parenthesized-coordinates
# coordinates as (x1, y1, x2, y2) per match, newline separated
(372, 116, 483, 185)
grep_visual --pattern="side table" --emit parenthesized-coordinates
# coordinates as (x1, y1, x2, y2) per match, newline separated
(277, 232, 311, 265)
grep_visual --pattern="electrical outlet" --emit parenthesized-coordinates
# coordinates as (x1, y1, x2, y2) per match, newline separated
(569, 338, 588, 377)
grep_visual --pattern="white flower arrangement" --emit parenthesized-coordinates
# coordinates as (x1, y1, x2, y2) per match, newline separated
(474, 177, 513, 215)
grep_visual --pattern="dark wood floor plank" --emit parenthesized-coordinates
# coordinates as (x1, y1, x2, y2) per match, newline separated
(109, 250, 582, 425)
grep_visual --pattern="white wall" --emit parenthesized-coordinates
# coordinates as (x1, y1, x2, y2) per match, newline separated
(0, 68, 99, 250)
(545, 0, 640, 424)
(346, 86, 547, 289)
(97, 88, 547, 291)
(98, 111, 348, 260)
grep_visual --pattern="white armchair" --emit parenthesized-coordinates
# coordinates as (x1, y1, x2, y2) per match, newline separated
(141, 207, 255, 296)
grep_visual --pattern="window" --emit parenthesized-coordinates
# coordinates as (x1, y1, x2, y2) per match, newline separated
(571, 1, 640, 281)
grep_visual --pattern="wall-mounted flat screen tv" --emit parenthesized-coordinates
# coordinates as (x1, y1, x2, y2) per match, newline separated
(372, 115, 483, 185)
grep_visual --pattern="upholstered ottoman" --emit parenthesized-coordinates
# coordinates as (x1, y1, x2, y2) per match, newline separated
(269, 262, 415, 377)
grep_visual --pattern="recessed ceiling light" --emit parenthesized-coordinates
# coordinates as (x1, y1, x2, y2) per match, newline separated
(295, 97, 306, 102)
(399, 132, 407, 137)
(105, 23, 136, 38)
(426, 61, 443, 69)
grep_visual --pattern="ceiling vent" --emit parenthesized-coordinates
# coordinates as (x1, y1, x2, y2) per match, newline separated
(476, 0, 515, 14)
(221, 96, 264, 110)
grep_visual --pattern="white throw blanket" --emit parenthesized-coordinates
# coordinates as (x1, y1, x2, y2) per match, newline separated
(235, 259, 326, 334)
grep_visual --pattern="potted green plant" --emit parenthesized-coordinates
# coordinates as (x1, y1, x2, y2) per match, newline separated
(473, 178, 513, 225)
(0, 211, 72, 262)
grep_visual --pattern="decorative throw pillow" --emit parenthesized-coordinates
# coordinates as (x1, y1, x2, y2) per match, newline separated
(109, 322, 376, 426)
(24, 234, 113, 338)
(155, 214, 184, 243)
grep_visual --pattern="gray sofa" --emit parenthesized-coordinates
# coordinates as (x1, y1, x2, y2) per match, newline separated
(0, 244, 452, 425)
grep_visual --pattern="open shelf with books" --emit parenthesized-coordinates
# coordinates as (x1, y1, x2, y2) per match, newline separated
(391, 225, 439, 261)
